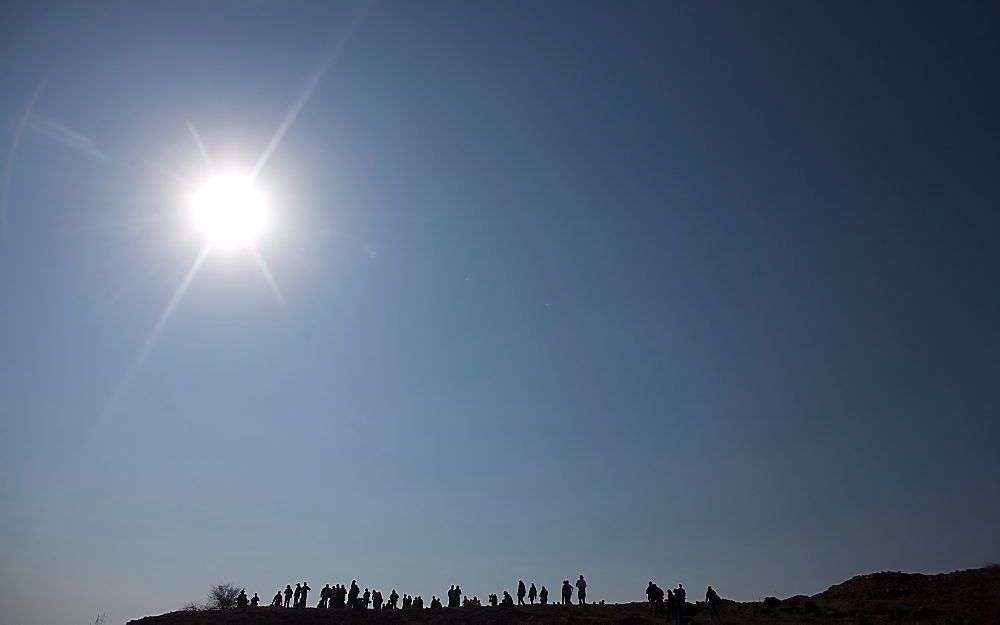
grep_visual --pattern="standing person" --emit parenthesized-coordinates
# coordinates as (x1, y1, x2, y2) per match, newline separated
(283, 585, 293, 608)
(576, 575, 587, 605)
(539, 585, 549, 605)
(272, 591, 282, 607)
(348, 580, 360, 609)
(561, 580, 572, 605)
(447, 585, 456, 607)
(374, 589, 383, 610)
(653, 583, 665, 615)
(528, 583, 537, 604)
(670, 586, 684, 625)
(706, 586, 721, 622)
(389, 589, 399, 609)
(300, 582, 311, 607)
(293, 583, 302, 608)
(250, 593, 259, 607)
(363, 588, 371, 609)
(666, 589, 675, 622)
(455, 585, 463, 606)
(646, 582, 657, 614)
(517, 580, 527, 605)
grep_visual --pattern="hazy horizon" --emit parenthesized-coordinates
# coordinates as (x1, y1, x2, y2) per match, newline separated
(2, 1, 999, 624)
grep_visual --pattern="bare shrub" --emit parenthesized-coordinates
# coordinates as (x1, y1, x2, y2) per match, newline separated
(206, 583, 242, 610)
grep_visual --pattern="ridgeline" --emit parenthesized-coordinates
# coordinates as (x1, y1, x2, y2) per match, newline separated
(128, 566, 1000, 625)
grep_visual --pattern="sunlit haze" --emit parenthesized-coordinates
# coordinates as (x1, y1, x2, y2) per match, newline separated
(1, 2, 999, 625)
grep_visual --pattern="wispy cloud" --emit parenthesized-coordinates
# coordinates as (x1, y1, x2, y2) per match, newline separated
(28, 113, 109, 162)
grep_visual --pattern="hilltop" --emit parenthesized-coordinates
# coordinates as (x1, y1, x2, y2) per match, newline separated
(128, 566, 1000, 625)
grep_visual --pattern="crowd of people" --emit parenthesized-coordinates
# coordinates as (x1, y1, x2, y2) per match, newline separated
(645, 582, 723, 623)
(230, 575, 723, 621)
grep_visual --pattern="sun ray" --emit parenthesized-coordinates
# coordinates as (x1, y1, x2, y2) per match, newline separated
(249, 3, 371, 182)
(102, 243, 212, 416)
(250, 244, 285, 306)
(186, 120, 212, 169)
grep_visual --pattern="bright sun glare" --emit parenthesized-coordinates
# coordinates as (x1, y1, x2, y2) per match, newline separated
(191, 173, 267, 248)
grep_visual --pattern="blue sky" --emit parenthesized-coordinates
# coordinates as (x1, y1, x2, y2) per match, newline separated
(2, 1, 999, 624)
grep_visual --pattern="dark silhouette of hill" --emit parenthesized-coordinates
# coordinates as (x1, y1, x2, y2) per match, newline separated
(128, 566, 1000, 625)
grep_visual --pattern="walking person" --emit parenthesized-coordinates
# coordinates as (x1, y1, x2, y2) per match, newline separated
(528, 583, 537, 604)
(517, 580, 526, 605)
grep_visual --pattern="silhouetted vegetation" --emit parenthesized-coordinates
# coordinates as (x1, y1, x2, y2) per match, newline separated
(184, 583, 243, 611)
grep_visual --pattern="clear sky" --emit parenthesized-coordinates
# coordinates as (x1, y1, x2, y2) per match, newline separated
(2, 1, 999, 624)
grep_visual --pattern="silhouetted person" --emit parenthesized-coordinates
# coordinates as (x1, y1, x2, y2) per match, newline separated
(646, 582, 664, 615)
(561, 580, 573, 605)
(236, 589, 248, 608)
(348, 580, 360, 609)
(447, 585, 456, 607)
(374, 589, 383, 610)
(501, 591, 514, 608)
(431, 596, 442, 610)
(284, 585, 293, 608)
(539, 585, 548, 605)
(402, 594, 412, 610)
(576, 575, 587, 605)
(337, 584, 347, 608)
(488, 593, 498, 607)
(272, 592, 282, 607)
(528, 583, 537, 604)
(363, 588, 370, 609)
(669, 586, 684, 625)
(706, 586, 721, 622)
(301, 582, 311, 607)
(675, 582, 686, 624)
(517, 580, 526, 605)
(293, 583, 302, 607)
(389, 589, 399, 609)
(251, 593, 259, 607)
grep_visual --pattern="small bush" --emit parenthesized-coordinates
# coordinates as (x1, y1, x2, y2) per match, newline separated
(206, 583, 242, 610)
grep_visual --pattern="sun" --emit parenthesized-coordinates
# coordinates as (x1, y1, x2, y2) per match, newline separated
(190, 172, 268, 248)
